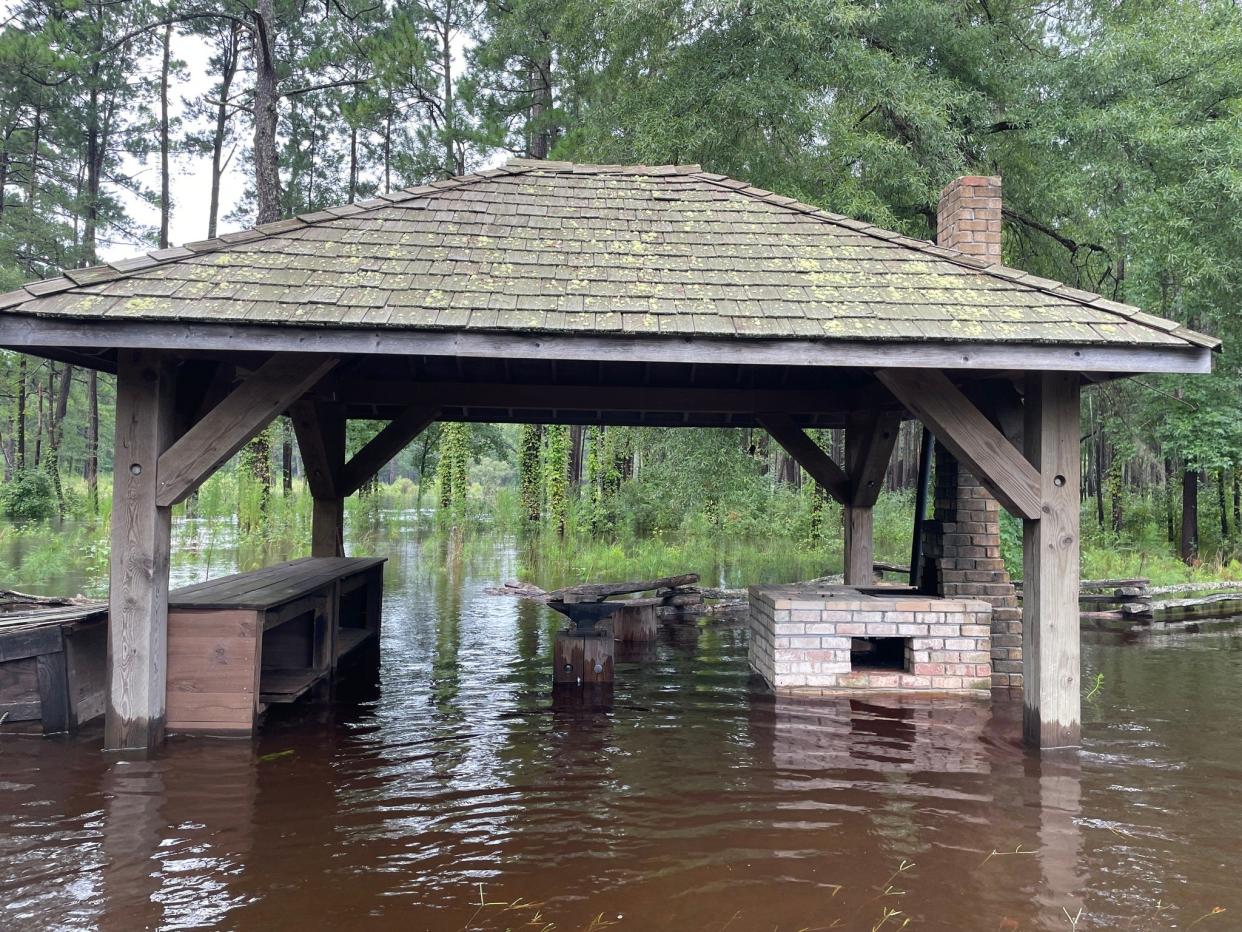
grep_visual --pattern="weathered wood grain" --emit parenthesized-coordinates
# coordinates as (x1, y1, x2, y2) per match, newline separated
(106, 350, 176, 751)
(1022, 371, 1082, 750)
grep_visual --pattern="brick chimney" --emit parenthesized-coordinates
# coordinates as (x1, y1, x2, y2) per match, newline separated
(920, 175, 1022, 689)
(937, 175, 1002, 263)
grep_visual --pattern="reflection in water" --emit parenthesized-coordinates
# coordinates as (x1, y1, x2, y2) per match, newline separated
(0, 528, 1239, 930)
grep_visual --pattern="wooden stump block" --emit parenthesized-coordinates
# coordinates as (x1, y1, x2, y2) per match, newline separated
(553, 630, 614, 686)
(612, 601, 658, 642)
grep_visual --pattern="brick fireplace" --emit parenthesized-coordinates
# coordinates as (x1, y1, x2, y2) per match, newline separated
(748, 585, 992, 693)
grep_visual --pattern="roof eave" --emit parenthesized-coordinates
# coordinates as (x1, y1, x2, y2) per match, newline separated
(0, 314, 1213, 376)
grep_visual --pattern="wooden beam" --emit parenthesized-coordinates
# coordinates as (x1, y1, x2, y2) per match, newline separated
(876, 368, 1042, 520)
(106, 350, 176, 751)
(340, 403, 438, 497)
(846, 411, 900, 507)
(155, 353, 338, 507)
(757, 413, 849, 504)
(336, 380, 861, 416)
(1022, 371, 1082, 750)
(0, 316, 1215, 375)
(290, 400, 344, 499)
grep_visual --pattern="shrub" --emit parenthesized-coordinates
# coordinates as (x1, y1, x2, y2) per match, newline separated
(0, 469, 58, 521)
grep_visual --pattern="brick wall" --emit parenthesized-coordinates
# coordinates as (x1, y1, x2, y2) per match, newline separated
(936, 175, 1002, 263)
(919, 444, 1022, 688)
(749, 585, 992, 693)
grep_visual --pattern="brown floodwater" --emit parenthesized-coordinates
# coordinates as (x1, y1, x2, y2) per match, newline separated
(2, 530, 1241, 931)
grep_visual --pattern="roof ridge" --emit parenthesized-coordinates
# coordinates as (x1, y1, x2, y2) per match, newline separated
(687, 171, 1220, 351)
(503, 158, 703, 175)
(0, 162, 539, 311)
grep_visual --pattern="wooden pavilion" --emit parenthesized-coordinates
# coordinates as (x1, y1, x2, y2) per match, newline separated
(0, 160, 1216, 753)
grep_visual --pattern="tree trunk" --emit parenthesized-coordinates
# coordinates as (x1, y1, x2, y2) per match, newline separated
(1219, 469, 1229, 539)
(252, 0, 281, 224)
(15, 356, 26, 470)
(281, 419, 293, 495)
(158, 23, 172, 249)
(1164, 456, 1175, 542)
(208, 24, 240, 238)
(87, 370, 99, 511)
(1180, 468, 1199, 564)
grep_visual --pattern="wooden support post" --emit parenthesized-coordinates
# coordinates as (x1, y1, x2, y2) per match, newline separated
(843, 507, 874, 587)
(106, 350, 176, 751)
(292, 401, 347, 559)
(843, 412, 899, 587)
(1022, 372, 1082, 750)
(612, 601, 658, 642)
(553, 630, 614, 685)
(312, 498, 345, 559)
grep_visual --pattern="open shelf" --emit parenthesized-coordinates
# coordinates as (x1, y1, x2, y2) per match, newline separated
(335, 627, 374, 660)
(259, 667, 329, 704)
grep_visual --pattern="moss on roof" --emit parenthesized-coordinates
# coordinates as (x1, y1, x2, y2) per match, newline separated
(0, 160, 1217, 351)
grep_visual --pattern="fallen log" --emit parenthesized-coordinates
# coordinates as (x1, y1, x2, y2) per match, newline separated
(0, 588, 89, 609)
(547, 573, 699, 604)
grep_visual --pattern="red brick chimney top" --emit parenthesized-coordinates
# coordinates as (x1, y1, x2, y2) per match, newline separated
(937, 176, 1002, 264)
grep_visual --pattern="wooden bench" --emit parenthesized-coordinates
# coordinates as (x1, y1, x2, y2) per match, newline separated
(166, 556, 385, 734)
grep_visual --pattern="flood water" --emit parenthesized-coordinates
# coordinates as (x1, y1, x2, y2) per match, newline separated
(2, 521, 1240, 930)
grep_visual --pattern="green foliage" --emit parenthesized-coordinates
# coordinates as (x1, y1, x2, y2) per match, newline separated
(0, 468, 57, 521)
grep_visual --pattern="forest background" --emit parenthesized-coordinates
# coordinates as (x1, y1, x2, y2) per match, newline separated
(1, 0, 1241, 591)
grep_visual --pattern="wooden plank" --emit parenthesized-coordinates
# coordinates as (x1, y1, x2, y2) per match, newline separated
(260, 668, 329, 704)
(0, 625, 65, 662)
(35, 636, 71, 734)
(65, 620, 107, 727)
(877, 368, 1043, 519)
(757, 413, 849, 504)
(289, 400, 344, 498)
(845, 411, 900, 507)
(106, 349, 176, 751)
(0, 657, 40, 711)
(1021, 371, 1082, 750)
(340, 403, 438, 497)
(169, 558, 385, 610)
(1, 315, 1215, 375)
(155, 353, 339, 507)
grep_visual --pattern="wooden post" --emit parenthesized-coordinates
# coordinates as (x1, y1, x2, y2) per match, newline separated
(553, 630, 614, 685)
(1022, 372, 1081, 749)
(312, 497, 345, 559)
(612, 601, 658, 641)
(843, 507, 874, 587)
(106, 350, 176, 751)
(843, 412, 899, 588)
(292, 401, 346, 558)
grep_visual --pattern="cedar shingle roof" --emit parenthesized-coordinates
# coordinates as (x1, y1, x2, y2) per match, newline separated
(0, 160, 1218, 351)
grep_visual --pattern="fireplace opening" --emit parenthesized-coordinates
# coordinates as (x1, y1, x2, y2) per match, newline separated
(850, 637, 908, 672)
